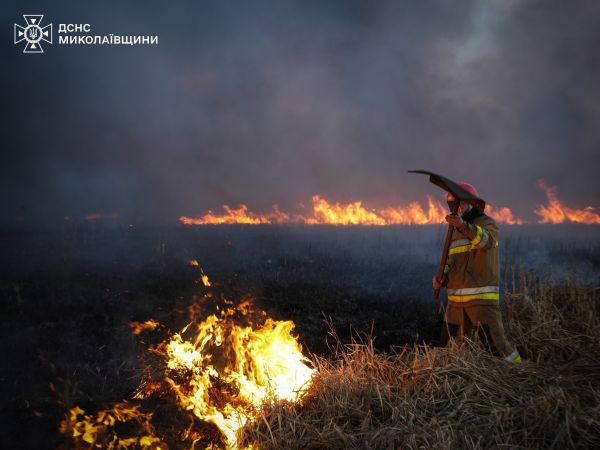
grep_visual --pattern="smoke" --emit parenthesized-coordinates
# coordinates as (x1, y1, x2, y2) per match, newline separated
(1, 0, 599, 224)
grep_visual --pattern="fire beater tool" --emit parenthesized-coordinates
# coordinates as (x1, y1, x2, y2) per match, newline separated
(408, 170, 486, 299)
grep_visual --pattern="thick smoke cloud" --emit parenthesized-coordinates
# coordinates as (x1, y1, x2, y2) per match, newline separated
(1, 0, 599, 224)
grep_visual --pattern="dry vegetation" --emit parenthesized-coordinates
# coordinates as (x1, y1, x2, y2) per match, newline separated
(3, 226, 599, 449)
(240, 270, 600, 449)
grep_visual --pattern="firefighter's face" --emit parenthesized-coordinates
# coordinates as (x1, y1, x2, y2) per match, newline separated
(458, 202, 471, 216)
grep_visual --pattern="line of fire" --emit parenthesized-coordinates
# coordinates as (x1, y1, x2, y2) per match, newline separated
(177, 181, 600, 226)
(27, 181, 600, 226)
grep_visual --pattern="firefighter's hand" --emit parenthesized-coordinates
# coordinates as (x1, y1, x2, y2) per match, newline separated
(432, 276, 441, 291)
(445, 214, 464, 228)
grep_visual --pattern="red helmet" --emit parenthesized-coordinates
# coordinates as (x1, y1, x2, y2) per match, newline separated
(447, 182, 480, 201)
(458, 182, 480, 198)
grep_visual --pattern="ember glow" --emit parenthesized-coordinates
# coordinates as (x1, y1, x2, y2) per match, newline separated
(180, 194, 521, 226)
(84, 212, 120, 221)
(61, 266, 314, 449)
(535, 181, 600, 224)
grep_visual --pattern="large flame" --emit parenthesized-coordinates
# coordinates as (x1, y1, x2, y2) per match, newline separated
(180, 194, 521, 226)
(535, 180, 600, 224)
(61, 267, 314, 449)
(164, 300, 313, 447)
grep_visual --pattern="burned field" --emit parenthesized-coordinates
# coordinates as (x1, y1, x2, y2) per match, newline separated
(1, 224, 599, 449)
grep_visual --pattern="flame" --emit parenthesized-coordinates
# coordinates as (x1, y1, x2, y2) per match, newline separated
(129, 320, 159, 335)
(307, 195, 387, 225)
(486, 205, 523, 225)
(380, 196, 448, 225)
(190, 259, 212, 286)
(535, 180, 600, 224)
(62, 265, 313, 449)
(163, 300, 314, 447)
(179, 205, 270, 225)
(180, 195, 521, 226)
(179, 204, 291, 225)
(59, 402, 164, 449)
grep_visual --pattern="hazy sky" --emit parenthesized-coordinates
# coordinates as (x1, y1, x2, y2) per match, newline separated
(2, 0, 599, 223)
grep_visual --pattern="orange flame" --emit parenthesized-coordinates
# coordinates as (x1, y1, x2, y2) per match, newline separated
(306, 195, 387, 225)
(129, 320, 159, 335)
(164, 300, 313, 447)
(486, 205, 523, 225)
(380, 196, 448, 225)
(180, 195, 521, 226)
(62, 265, 313, 449)
(59, 402, 164, 449)
(535, 180, 600, 224)
(190, 259, 212, 286)
(179, 205, 272, 225)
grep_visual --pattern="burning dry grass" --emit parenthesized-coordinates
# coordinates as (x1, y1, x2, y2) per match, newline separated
(178, 180, 600, 227)
(240, 272, 600, 450)
(57, 265, 600, 449)
(240, 344, 600, 449)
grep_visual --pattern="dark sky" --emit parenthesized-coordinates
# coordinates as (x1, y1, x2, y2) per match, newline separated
(2, 0, 599, 224)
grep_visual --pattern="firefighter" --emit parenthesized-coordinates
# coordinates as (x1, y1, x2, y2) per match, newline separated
(432, 182, 521, 364)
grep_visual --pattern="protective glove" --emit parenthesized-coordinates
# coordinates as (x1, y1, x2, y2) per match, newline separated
(432, 276, 447, 290)
(445, 213, 464, 228)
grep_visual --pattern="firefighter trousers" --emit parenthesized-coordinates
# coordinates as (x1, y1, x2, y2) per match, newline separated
(441, 302, 515, 357)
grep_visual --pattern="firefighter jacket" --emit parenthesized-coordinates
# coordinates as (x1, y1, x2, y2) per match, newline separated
(445, 208, 500, 305)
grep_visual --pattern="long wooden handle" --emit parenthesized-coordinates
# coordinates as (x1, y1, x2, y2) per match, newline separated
(434, 204, 458, 299)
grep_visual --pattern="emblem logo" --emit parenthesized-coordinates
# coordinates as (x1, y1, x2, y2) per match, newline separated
(14, 15, 52, 53)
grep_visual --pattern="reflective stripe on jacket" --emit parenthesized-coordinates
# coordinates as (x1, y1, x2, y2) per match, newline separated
(446, 210, 500, 304)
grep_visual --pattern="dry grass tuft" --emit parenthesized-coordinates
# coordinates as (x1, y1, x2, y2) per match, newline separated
(240, 270, 600, 449)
